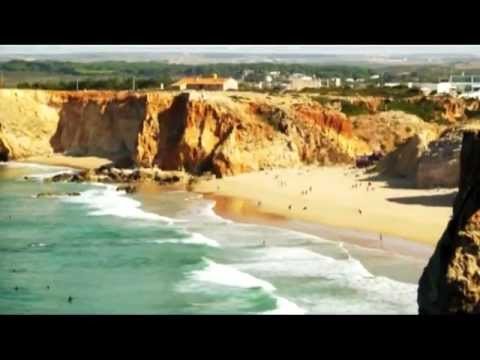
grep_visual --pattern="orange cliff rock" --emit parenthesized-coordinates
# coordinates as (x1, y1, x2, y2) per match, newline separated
(0, 89, 372, 176)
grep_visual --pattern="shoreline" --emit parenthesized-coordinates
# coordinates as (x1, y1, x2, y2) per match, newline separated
(10, 157, 449, 260)
(18, 154, 112, 170)
(192, 166, 455, 251)
(202, 192, 434, 260)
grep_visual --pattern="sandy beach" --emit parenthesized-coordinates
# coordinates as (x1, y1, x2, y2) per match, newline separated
(192, 166, 454, 247)
(19, 153, 454, 253)
(19, 154, 112, 170)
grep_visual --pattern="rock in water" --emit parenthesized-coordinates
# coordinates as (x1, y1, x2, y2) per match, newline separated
(36, 192, 80, 198)
(116, 185, 137, 194)
(418, 130, 480, 314)
(51, 173, 74, 182)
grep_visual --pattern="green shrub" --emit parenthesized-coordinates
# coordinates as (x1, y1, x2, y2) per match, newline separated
(340, 101, 370, 116)
(387, 99, 443, 122)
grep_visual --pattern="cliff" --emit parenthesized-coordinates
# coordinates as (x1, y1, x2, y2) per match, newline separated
(0, 89, 370, 176)
(376, 131, 437, 179)
(416, 128, 462, 188)
(350, 111, 441, 154)
(418, 130, 480, 313)
(0, 89, 61, 160)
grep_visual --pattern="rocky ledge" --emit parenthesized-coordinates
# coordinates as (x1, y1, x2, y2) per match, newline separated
(32, 165, 215, 191)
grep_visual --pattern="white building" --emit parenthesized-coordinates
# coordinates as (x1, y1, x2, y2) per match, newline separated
(370, 74, 380, 80)
(437, 75, 480, 95)
(332, 78, 341, 87)
(437, 82, 454, 94)
(287, 76, 322, 91)
(171, 74, 238, 91)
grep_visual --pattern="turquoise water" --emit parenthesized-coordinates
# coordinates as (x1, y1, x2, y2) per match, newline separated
(0, 162, 421, 314)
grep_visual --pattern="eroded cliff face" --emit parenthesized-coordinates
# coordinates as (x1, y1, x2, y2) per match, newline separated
(0, 89, 62, 159)
(437, 97, 480, 123)
(50, 91, 149, 164)
(416, 128, 462, 189)
(376, 131, 437, 179)
(0, 89, 370, 176)
(418, 131, 480, 313)
(350, 111, 441, 154)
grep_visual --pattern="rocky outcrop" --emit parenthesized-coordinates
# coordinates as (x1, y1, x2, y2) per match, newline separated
(416, 128, 462, 188)
(434, 96, 480, 123)
(350, 111, 441, 154)
(47, 166, 194, 186)
(0, 89, 371, 177)
(376, 131, 437, 179)
(36, 192, 81, 198)
(418, 131, 480, 313)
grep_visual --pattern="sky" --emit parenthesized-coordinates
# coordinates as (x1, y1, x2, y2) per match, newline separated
(1, 45, 480, 56)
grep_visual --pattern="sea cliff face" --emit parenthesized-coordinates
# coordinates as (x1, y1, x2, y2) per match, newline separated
(0, 89, 372, 176)
(418, 130, 480, 313)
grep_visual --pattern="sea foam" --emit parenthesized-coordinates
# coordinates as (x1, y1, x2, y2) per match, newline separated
(0, 161, 70, 170)
(190, 258, 276, 292)
(186, 257, 308, 314)
(62, 184, 177, 223)
(151, 233, 220, 248)
(25, 169, 76, 182)
(263, 296, 307, 315)
(234, 246, 418, 314)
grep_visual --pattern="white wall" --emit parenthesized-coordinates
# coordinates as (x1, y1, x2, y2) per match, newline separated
(223, 78, 238, 91)
(437, 82, 452, 94)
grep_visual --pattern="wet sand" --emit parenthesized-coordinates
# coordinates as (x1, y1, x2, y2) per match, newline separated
(204, 193, 434, 260)
(192, 166, 455, 249)
(19, 154, 112, 170)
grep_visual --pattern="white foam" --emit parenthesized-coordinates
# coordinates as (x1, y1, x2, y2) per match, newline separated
(176, 200, 232, 224)
(151, 233, 220, 248)
(263, 296, 307, 315)
(26, 169, 76, 182)
(234, 246, 417, 313)
(187, 257, 308, 314)
(62, 184, 178, 223)
(0, 161, 70, 170)
(190, 258, 276, 292)
(29, 242, 48, 248)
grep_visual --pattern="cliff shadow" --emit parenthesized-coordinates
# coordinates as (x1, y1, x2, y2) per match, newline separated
(359, 171, 418, 190)
(387, 191, 457, 207)
(154, 93, 190, 170)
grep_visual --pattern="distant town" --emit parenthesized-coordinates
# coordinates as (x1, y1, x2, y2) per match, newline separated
(0, 59, 480, 99)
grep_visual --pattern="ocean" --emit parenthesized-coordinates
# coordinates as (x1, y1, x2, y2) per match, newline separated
(0, 162, 422, 314)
